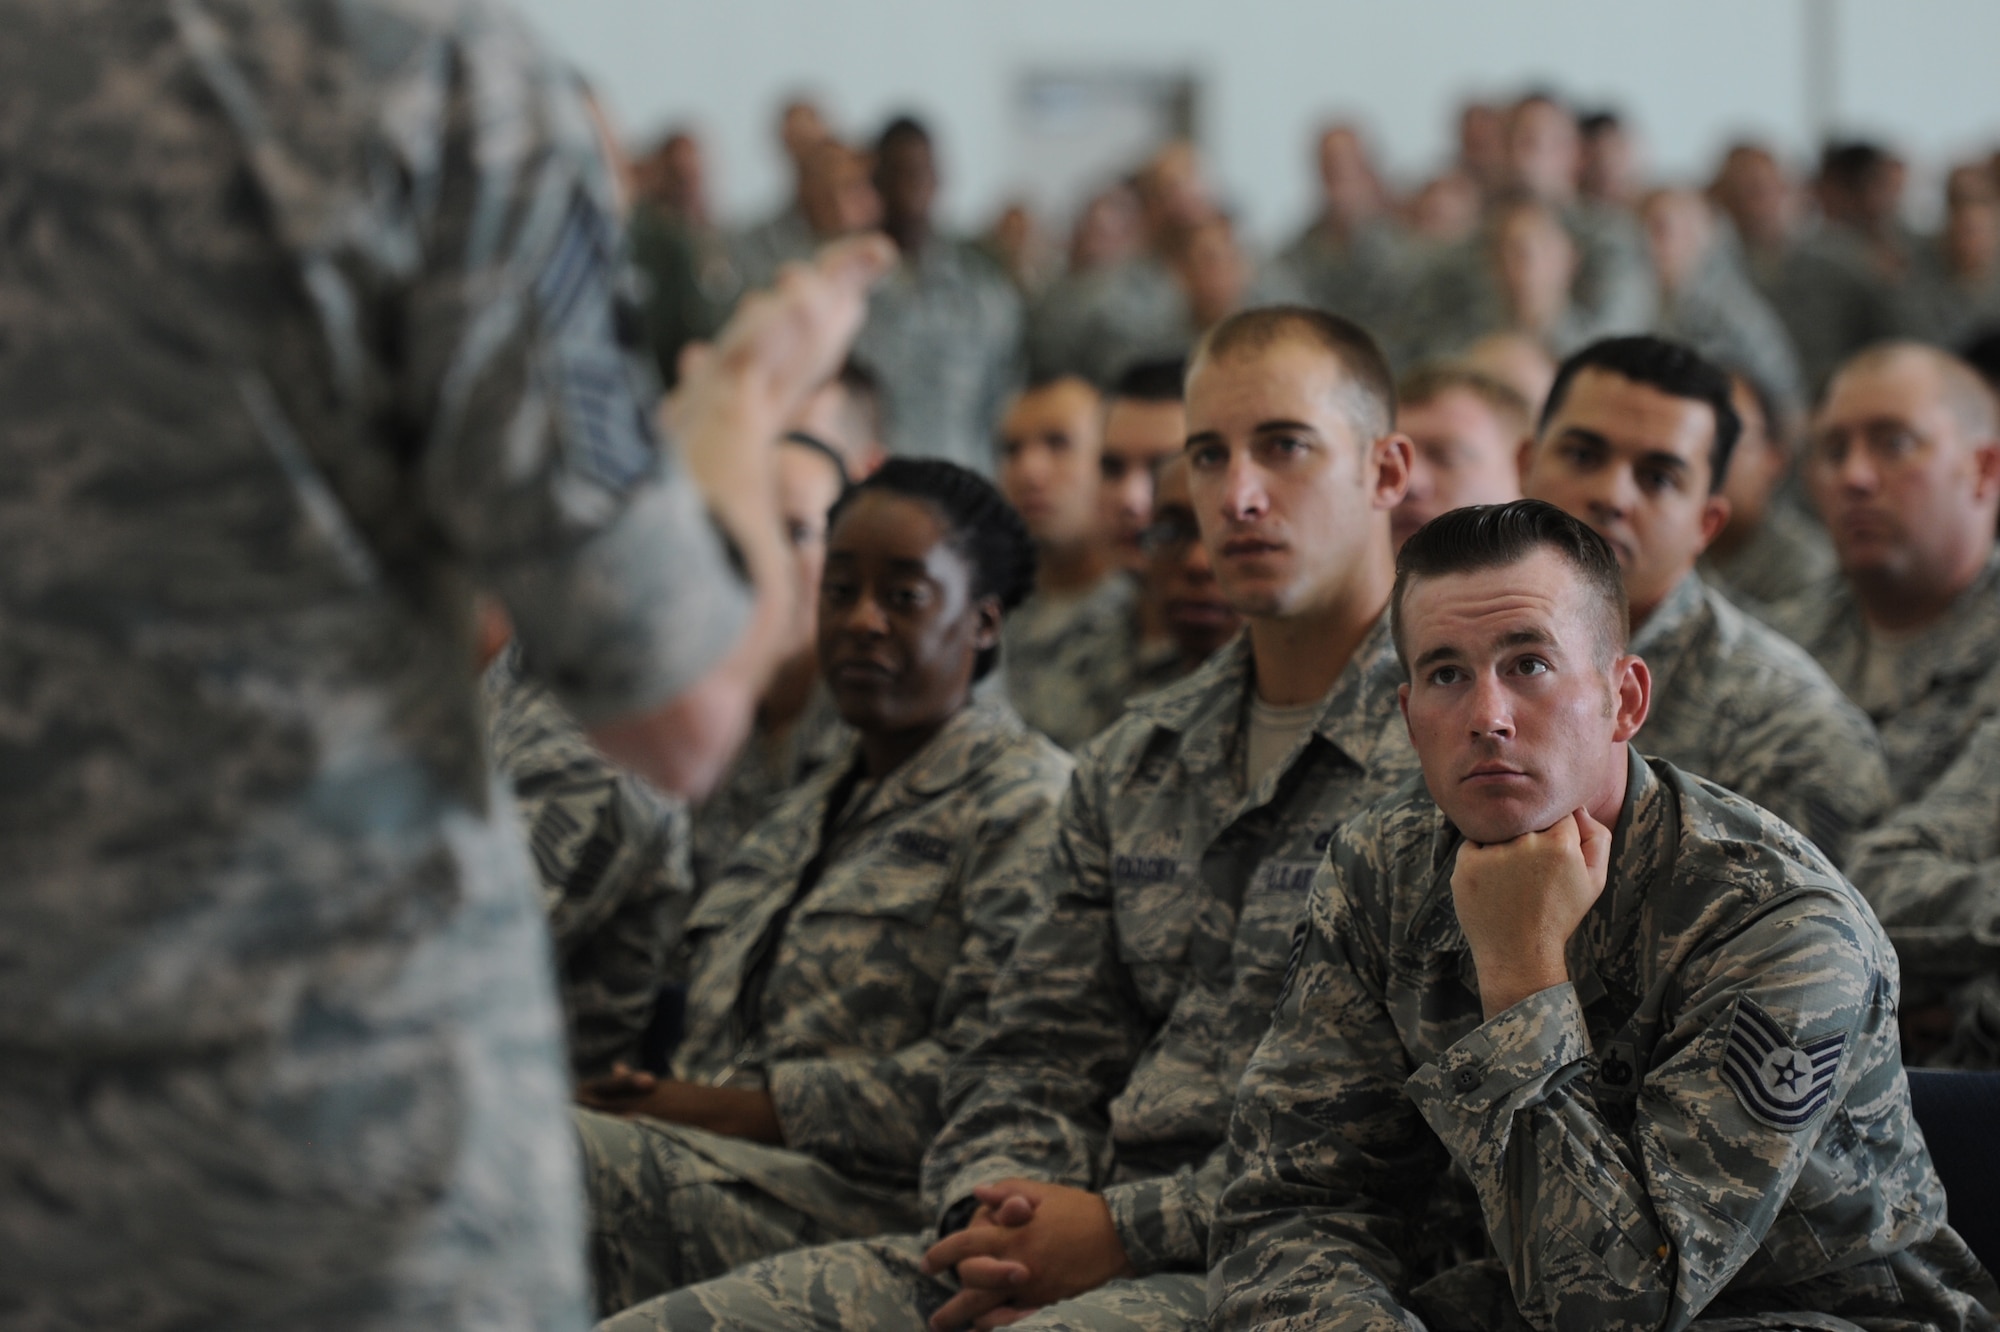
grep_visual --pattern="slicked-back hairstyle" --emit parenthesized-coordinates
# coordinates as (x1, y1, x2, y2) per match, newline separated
(1192, 305, 1396, 439)
(1392, 499, 1629, 669)
(827, 457, 1036, 681)
(1540, 335, 1741, 492)
(1397, 362, 1533, 441)
(1111, 356, 1187, 404)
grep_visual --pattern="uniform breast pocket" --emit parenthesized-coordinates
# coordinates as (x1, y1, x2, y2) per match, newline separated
(787, 858, 962, 1018)
(1114, 892, 1199, 1017)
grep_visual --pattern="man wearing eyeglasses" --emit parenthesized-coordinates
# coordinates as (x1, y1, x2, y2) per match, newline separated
(1767, 342, 2000, 807)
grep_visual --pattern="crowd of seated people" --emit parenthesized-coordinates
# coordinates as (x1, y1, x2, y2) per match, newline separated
(490, 80, 2000, 1332)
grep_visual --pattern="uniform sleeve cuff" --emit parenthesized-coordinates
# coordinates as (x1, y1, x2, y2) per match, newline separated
(1101, 1175, 1202, 1275)
(496, 474, 747, 727)
(1406, 981, 1590, 1167)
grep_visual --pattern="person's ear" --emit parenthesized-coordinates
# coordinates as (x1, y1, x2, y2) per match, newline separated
(1610, 653, 1650, 743)
(1968, 438, 2000, 505)
(1516, 434, 1537, 486)
(1695, 492, 1732, 552)
(1373, 432, 1414, 509)
(971, 596, 1003, 656)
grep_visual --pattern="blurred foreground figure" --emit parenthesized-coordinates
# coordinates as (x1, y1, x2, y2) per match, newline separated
(0, 3, 888, 1327)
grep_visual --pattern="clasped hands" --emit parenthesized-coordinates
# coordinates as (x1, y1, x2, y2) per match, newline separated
(1452, 807, 1613, 1021)
(917, 1180, 1134, 1331)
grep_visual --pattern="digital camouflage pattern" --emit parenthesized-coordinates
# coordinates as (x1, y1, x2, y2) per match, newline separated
(1003, 571, 1145, 751)
(1730, 228, 1897, 397)
(1697, 500, 1837, 618)
(1629, 573, 1891, 860)
(638, 614, 1421, 1332)
(852, 237, 1023, 474)
(484, 653, 691, 1078)
(604, 1229, 1208, 1332)
(1251, 218, 1417, 351)
(1766, 551, 2000, 804)
(730, 205, 818, 297)
(1211, 750, 1996, 1332)
(581, 698, 1071, 1312)
(1653, 257, 1806, 418)
(689, 682, 852, 890)
(1394, 202, 1657, 365)
(1026, 256, 1189, 388)
(0, 2, 750, 1328)
(1847, 702, 2000, 1068)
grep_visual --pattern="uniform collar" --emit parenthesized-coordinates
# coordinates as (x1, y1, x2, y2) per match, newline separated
(1628, 570, 1710, 700)
(1122, 612, 1406, 811)
(1802, 548, 2000, 687)
(877, 695, 1029, 800)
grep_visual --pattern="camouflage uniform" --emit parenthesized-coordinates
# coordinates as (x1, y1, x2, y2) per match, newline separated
(1629, 573, 1892, 859)
(0, 3, 749, 1328)
(485, 654, 693, 1078)
(636, 616, 1422, 1332)
(1250, 217, 1416, 339)
(628, 205, 742, 390)
(729, 205, 819, 296)
(582, 698, 1072, 1314)
(1697, 500, 1837, 618)
(1027, 257, 1190, 387)
(1846, 698, 2000, 1068)
(690, 683, 852, 890)
(1003, 571, 1145, 751)
(1766, 551, 2000, 804)
(1211, 749, 1996, 1332)
(1395, 203, 1655, 367)
(1893, 240, 2000, 350)
(1727, 226, 1897, 398)
(852, 238, 1024, 474)
(1654, 255, 1806, 418)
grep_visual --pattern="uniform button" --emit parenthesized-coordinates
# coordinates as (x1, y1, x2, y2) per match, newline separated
(1453, 1068, 1481, 1093)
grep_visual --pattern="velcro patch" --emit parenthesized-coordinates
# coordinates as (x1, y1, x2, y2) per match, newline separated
(1112, 854, 1180, 886)
(1721, 997, 1845, 1131)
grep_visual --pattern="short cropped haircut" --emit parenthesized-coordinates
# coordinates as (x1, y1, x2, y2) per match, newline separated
(827, 457, 1036, 681)
(1541, 335, 1741, 493)
(1397, 363, 1533, 441)
(1192, 305, 1395, 439)
(1110, 356, 1187, 404)
(1828, 341, 1999, 443)
(1392, 499, 1629, 669)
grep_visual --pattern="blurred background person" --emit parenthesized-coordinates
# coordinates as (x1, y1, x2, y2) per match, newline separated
(851, 116, 1023, 473)
(1256, 123, 1414, 336)
(1389, 363, 1530, 550)
(1710, 141, 1896, 397)
(1698, 368, 1835, 615)
(1895, 163, 2000, 349)
(1642, 185, 1805, 414)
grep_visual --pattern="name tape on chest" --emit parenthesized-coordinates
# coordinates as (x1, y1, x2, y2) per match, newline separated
(1721, 997, 1845, 1132)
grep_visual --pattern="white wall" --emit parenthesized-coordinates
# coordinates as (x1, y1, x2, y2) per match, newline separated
(511, 0, 2000, 244)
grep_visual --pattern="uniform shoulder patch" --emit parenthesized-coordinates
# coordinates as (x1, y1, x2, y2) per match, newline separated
(1721, 996, 1845, 1132)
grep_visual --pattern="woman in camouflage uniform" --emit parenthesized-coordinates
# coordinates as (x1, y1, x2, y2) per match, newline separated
(575, 459, 1074, 1317)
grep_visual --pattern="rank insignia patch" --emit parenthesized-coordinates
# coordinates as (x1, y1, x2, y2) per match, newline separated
(1721, 997, 1845, 1131)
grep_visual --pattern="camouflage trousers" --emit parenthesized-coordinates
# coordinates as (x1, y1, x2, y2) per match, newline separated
(602, 1230, 1206, 1332)
(577, 1110, 926, 1318)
